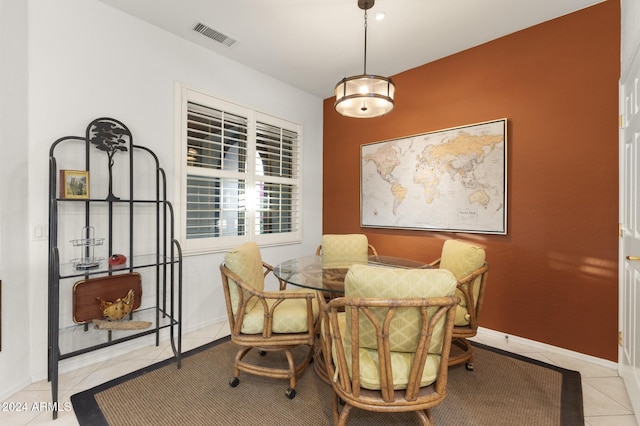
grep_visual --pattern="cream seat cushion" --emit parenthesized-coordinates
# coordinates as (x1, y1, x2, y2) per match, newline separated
(336, 264, 457, 390)
(224, 241, 318, 334)
(240, 289, 319, 334)
(438, 240, 486, 326)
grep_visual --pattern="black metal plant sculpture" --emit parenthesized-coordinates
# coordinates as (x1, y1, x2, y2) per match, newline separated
(89, 119, 130, 201)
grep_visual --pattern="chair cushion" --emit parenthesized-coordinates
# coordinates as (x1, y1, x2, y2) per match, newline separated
(344, 264, 457, 354)
(241, 289, 319, 334)
(333, 311, 443, 390)
(321, 234, 369, 266)
(438, 240, 486, 326)
(224, 242, 265, 314)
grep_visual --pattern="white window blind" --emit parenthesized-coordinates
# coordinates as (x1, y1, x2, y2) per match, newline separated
(254, 121, 298, 235)
(176, 86, 302, 254)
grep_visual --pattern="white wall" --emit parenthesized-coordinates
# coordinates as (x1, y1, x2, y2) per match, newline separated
(621, 0, 640, 74)
(0, 0, 31, 400)
(2, 0, 323, 400)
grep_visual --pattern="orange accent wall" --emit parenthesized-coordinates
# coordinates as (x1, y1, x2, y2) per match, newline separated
(322, 1, 620, 361)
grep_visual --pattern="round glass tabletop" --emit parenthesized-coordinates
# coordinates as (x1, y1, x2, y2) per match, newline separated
(273, 255, 428, 294)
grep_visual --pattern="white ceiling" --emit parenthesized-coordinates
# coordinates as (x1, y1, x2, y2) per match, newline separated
(97, 0, 605, 99)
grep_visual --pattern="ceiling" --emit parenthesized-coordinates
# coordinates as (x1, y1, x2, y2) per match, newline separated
(97, 0, 605, 99)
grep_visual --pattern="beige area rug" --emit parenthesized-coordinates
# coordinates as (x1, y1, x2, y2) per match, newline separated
(71, 337, 583, 425)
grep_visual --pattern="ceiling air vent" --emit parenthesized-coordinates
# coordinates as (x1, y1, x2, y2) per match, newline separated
(193, 22, 237, 47)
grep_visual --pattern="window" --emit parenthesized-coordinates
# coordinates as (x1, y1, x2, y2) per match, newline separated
(175, 86, 301, 254)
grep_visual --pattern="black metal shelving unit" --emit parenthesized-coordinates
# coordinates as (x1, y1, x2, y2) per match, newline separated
(47, 117, 182, 419)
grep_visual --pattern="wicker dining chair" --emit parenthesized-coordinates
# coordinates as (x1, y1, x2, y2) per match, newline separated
(315, 234, 378, 262)
(428, 239, 489, 370)
(219, 242, 319, 399)
(315, 234, 378, 298)
(320, 264, 459, 425)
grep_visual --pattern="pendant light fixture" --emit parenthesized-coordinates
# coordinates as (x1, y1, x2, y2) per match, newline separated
(334, 0, 395, 118)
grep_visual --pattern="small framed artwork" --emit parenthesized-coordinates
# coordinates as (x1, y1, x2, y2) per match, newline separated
(60, 170, 90, 199)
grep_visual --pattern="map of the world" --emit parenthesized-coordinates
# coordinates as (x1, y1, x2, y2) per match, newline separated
(361, 119, 507, 234)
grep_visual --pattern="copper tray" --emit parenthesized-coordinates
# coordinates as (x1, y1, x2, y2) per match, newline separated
(72, 273, 142, 323)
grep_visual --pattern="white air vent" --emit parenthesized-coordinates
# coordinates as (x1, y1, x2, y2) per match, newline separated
(193, 22, 237, 47)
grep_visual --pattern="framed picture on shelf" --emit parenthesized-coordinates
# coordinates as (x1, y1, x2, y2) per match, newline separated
(59, 170, 89, 199)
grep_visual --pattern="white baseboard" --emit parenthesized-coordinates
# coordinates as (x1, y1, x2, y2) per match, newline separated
(30, 317, 228, 385)
(8, 320, 618, 406)
(474, 327, 618, 370)
(49, 322, 620, 379)
(1, 378, 34, 405)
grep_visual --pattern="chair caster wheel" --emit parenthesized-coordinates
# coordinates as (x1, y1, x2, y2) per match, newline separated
(285, 388, 296, 399)
(258, 350, 267, 356)
(229, 377, 240, 387)
(465, 363, 474, 371)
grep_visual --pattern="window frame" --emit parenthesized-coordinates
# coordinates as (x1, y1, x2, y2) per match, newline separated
(174, 84, 303, 255)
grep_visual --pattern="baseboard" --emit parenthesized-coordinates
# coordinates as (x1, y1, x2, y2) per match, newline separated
(31, 316, 229, 383)
(0, 378, 33, 405)
(474, 327, 618, 370)
(16, 319, 617, 406)
(52, 322, 618, 379)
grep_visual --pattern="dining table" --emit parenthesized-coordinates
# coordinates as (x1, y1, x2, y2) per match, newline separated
(273, 254, 429, 295)
(273, 254, 430, 382)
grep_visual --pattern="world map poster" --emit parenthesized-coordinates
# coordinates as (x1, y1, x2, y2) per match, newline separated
(360, 119, 507, 234)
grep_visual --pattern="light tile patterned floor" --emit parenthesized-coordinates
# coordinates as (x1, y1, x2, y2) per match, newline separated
(1, 323, 637, 425)
(470, 333, 638, 426)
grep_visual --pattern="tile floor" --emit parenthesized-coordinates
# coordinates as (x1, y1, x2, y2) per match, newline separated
(1, 323, 637, 425)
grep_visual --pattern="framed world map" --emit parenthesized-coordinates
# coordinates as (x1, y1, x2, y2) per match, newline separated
(360, 119, 507, 235)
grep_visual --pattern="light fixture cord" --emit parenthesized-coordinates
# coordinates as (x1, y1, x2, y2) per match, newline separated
(363, 8, 368, 75)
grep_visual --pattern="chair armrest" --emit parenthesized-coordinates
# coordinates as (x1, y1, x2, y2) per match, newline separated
(226, 269, 313, 302)
(259, 289, 316, 300)
(261, 260, 288, 290)
(456, 262, 489, 285)
(224, 266, 317, 337)
(428, 258, 441, 268)
(262, 260, 275, 274)
(454, 262, 489, 327)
